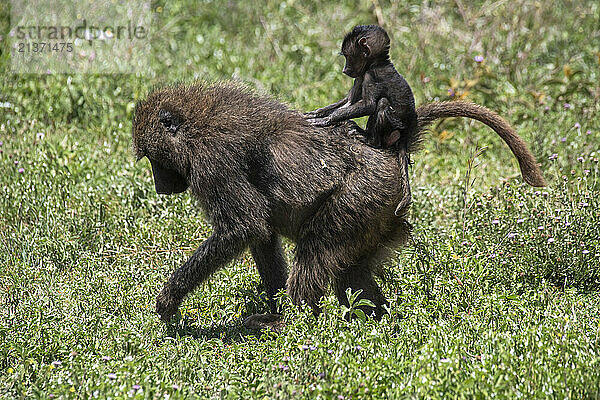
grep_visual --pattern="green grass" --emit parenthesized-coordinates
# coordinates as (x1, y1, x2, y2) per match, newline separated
(1, 0, 599, 398)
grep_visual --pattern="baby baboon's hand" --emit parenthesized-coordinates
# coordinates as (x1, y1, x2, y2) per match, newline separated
(155, 286, 181, 322)
(308, 117, 332, 127)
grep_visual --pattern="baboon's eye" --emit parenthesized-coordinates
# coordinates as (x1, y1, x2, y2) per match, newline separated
(159, 108, 183, 135)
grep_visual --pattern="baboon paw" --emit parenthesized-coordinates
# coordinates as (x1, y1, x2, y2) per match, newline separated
(243, 313, 284, 332)
(156, 290, 181, 322)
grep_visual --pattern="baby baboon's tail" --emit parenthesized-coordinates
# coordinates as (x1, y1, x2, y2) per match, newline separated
(394, 145, 412, 216)
(415, 101, 546, 187)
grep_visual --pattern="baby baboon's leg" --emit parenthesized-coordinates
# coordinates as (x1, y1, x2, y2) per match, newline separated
(250, 233, 288, 314)
(364, 97, 392, 148)
(334, 261, 389, 320)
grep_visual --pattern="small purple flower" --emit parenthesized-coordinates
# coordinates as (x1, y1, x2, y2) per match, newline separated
(561, 137, 567, 142)
(492, 219, 500, 225)
(461, 240, 469, 246)
(355, 345, 362, 351)
(448, 88, 455, 97)
(581, 202, 589, 208)
(282, 356, 290, 362)
(563, 103, 571, 109)
(517, 218, 524, 224)
(37, 132, 45, 140)
(132, 385, 141, 391)
(584, 170, 590, 175)
(544, 106, 550, 111)
(14, 160, 19, 165)
(301, 345, 310, 350)
(309, 345, 317, 351)
(586, 130, 592, 135)
(0, 141, 3, 146)
(18, 168, 24, 174)
(574, 122, 581, 129)
(102, 355, 111, 361)
(538, 226, 544, 230)
(548, 153, 558, 160)
(172, 384, 180, 390)
(49, 395, 55, 399)
(338, 396, 345, 400)
(327, 349, 333, 354)
(507, 233, 517, 239)
(582, 250, 589, 254)
(474, 55, 484, 63)
(548, 238, 555, 244)
(107, 373, 117, 380)
(534, 190, 541, 196)
(51, 361, 62, 367)
(577, 157, 584, 162)
(318, 372, 325, 379)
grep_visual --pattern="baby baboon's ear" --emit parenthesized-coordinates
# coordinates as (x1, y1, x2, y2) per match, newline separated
(358, 37, 370, 56)
(158, 107, 184, 135)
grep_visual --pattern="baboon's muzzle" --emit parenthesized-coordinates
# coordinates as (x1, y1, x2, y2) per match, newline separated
(149, 159, 189, 195)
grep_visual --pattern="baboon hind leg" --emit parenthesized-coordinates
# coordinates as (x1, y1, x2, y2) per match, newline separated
(334, 261, 389, 320)
(286, 238, 335, 314)
(250, 233, 288, 314)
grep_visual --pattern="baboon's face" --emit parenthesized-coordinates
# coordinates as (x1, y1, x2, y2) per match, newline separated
(148, 158, 188, 195)
(341, 37, 370, 78)
(132, 101, 190, 195)
(341, 43, 367, 78)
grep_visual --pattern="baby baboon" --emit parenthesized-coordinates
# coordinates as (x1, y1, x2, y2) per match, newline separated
(305, 25, 417, 214)
(132, 82, 545, 328)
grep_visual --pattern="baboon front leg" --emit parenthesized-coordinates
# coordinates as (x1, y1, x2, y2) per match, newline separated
(156, 230, 248, 321)
(334, 264, 389, 320)
(250, 234, 288, 314)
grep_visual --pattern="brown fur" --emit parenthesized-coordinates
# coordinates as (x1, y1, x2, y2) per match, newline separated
(132, 82, 544, 325)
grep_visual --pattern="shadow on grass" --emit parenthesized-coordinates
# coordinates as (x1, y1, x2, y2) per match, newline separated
(165, 322, 252, 344)
(163, 302, 275, 344)
(521, 272, 600, 293)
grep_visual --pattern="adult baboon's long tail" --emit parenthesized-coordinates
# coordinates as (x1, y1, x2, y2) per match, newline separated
(414, 101, 546, 187)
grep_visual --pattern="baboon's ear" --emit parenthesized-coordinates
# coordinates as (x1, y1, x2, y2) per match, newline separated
(158, 107, 184, 135)
(358, 37, 370, 56)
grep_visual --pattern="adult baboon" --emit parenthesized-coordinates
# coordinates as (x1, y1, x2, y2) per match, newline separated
(132, 82, 545, 328)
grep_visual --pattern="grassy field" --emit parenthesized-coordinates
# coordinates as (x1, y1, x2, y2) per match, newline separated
(1, 0, 599, 398)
